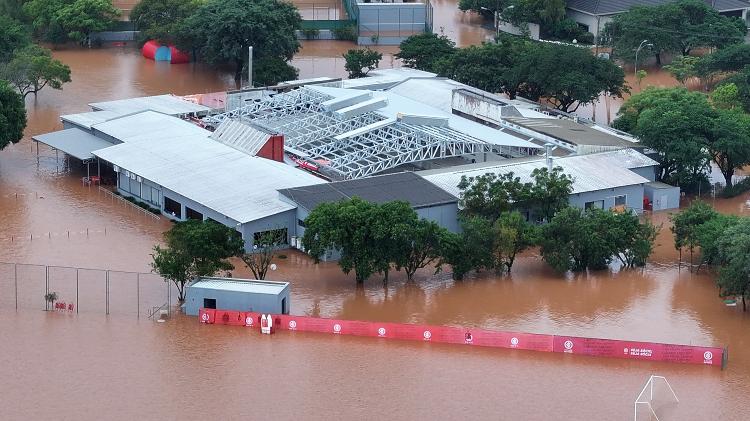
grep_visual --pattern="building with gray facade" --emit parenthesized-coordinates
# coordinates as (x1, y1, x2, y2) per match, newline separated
(184, 277, 290, 316)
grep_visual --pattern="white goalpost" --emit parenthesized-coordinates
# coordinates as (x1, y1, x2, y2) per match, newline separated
(634, 375, 679, 420)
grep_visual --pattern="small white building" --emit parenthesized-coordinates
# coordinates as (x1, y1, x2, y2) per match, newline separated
(184, 277, 290, 316)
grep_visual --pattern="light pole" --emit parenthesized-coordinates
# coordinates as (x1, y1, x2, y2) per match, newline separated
(634, 40, 653, 77)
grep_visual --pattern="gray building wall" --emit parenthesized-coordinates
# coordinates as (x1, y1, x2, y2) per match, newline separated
(184, 282, 290, 316)
(629, 165, 657, 182)
(565, 10, 612, 41)
(416, 204, 460, 233)
(115, 166, 297, 250)
(357, 3, 427, 45)
(568, 184, 645, 214)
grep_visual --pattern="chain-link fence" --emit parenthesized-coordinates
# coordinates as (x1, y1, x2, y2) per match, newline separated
(0, 262, 178, 318)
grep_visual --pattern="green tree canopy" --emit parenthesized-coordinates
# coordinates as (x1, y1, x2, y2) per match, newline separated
(0, 80, 27, 150)
(437, 39, 627, 112)
(151, 220, 244, 300)
(55, 0, 120, 45)
(458, 165, 572, 222)
(721, 67, 750, 113)
(176, 0, 301, 86)
(0, 15, 30, 62)
(23, 0, 71, 44)
(493, 211, 538, 271)
(130, 0, 202, 46)
(603, 0, 746, 65)
(440, 216, 496, 280)
(1, 44, 72, 98)
(343, 48, 382, 79)
(396, 33, 455, 72)
(670, 200, 718, 258)
(695, 43, 750, 77)
(663, 55, 700, 85)
(716, 219, 750, 311)
(540, 207, 656, 272)
(397, 218, 450, 281)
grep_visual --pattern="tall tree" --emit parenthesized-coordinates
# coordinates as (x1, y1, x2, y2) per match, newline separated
(440, 216, 495, 280)
(493, 211, 538, 272)
(55, 0, 120, 46)
(527, 167, 573, 222)
(613, 88, 712, 188)
(0, 80, 27, 150)
(176, 0, 301, 86)
(1, 44, 72, 98)
(709, 108, 750, 187)
(23, 0, 72, 44)
(603, 0, 746, 65)
(130, 0, 202, 45)
(151, 220, 244, 301)
(398, 218, 450, 281)
(0, 15, 30, 62)
(663, 55, 700, 86)
(716, 219, 750, 311)
(670, 200, 718, 263)
(302, 197, 381, 284)
(458, 171, 528, 222)
(343, 48, 382, 79)
(396, 33, 455, 72)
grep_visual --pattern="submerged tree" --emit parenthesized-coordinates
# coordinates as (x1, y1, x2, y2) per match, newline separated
(396, 33, 455, 72)
(176, 0, 301, 86)
(1, 44, 72, 98)
(0, 81, 27, 150)
(493, 211, 538, 272)
(240, 230, 284, 280)
(670, 200, 718, 264)
(343, 48, 382, 79)
(151, 220, 244, 301)
(716, 219, 750, 311)
(130, 0, 201, 45)
(55, 0, 120, 46)
(398, 219, 450, 281)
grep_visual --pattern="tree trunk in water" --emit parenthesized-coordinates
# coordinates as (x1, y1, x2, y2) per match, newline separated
(655, 53, 662, 66)
(743, 295, 746, 312)
(724, 170, 734, 188)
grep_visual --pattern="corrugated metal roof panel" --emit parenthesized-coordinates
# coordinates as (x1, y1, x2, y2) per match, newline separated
(190, 277, 289, 294)
(89, 94, 210, 115)
(92, 128, 325, 223)
(210, 119, 271, 156)
(91, 111, 209, 143)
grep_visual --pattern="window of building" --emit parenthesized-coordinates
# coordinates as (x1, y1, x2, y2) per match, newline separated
(297, 219, 306, 227)
(584, 200, 604, 210)
(614, 195, 627, 206)
(119, 172, 130, 192)
(164, 196, 182, 219)
(185, 206, 203, 221)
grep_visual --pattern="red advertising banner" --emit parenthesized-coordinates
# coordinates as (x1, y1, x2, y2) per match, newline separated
(202, 309, 725, 368)
(552, 336, 725, 367)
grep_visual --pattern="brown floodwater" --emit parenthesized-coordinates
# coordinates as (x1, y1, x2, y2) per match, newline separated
(1, 45, 750, 420)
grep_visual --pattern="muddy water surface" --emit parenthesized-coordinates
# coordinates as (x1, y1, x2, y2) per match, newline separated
(1, 46, 749, 420)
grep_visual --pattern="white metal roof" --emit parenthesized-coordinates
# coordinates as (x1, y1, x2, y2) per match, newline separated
(60, 110, 131, 130)
(92, 129, 325, 223)
(190, 277, 289, 294)
(32, 128, 114, 161)
(341, 68, 437, 89)
(92, 111, 209, 142)
(420, 149, 653, 197)
(309, 86, 540, 150)
(89, 94, 210, 115)
(210, 119, 271, 156)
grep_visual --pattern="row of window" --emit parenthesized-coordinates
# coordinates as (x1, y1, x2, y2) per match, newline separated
(584, 195, 627, 211)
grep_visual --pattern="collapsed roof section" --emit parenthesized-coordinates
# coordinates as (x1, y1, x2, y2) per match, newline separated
(203, 87, 541, 180)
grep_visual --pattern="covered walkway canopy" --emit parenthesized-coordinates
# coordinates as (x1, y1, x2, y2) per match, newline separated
(32, 128, 112, 177)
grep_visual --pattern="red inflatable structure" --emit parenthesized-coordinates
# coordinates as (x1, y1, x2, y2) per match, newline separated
(142, 40, 190, 64)
(198, 309, 728, 368)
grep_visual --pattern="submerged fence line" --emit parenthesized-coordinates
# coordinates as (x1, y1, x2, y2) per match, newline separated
(0, 261, 175, 318)
(200, 309, 729, 369)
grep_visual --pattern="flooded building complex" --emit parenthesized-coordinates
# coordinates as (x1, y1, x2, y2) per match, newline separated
(33, 68, 679, 249)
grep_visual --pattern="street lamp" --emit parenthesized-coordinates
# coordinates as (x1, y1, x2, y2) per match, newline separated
(634, 40, 653, 77)
(480, 3, 513, 37)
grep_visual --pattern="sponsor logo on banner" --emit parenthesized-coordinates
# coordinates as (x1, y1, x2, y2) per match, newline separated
(510, 337, 519, 347)
(333, 323, 342, 334)
(245, 316, 253, 326)
(624, 348, 629, 355)
(378, 327, 386, 337)
(201, 313, 209, 323)
(704, 351, 713, 364)
(289, 320, 297, 330)
(564, 340, 574, 353)
(465, 332, 473, 344)
(423, 330, 432, 341)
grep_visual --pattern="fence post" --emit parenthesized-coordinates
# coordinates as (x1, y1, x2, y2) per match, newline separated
(45, 265, 49, 311)
(137, 273, 140, 319)
(76, 268, 79, 314)
(106, 270, 109, 315)
(14, 263, 18, 311)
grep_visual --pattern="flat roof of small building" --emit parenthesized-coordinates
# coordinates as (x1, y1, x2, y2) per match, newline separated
(60, 110, 132, 130)
(189, 277, 289, 295)
(279, 171, 457, 211)
(32, 128, 114, 161)
(503, 117, 636, 148)
(89, 94, 210, 116)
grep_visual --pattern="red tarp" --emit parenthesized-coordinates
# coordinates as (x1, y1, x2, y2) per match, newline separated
(199, 309, 725, 368)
